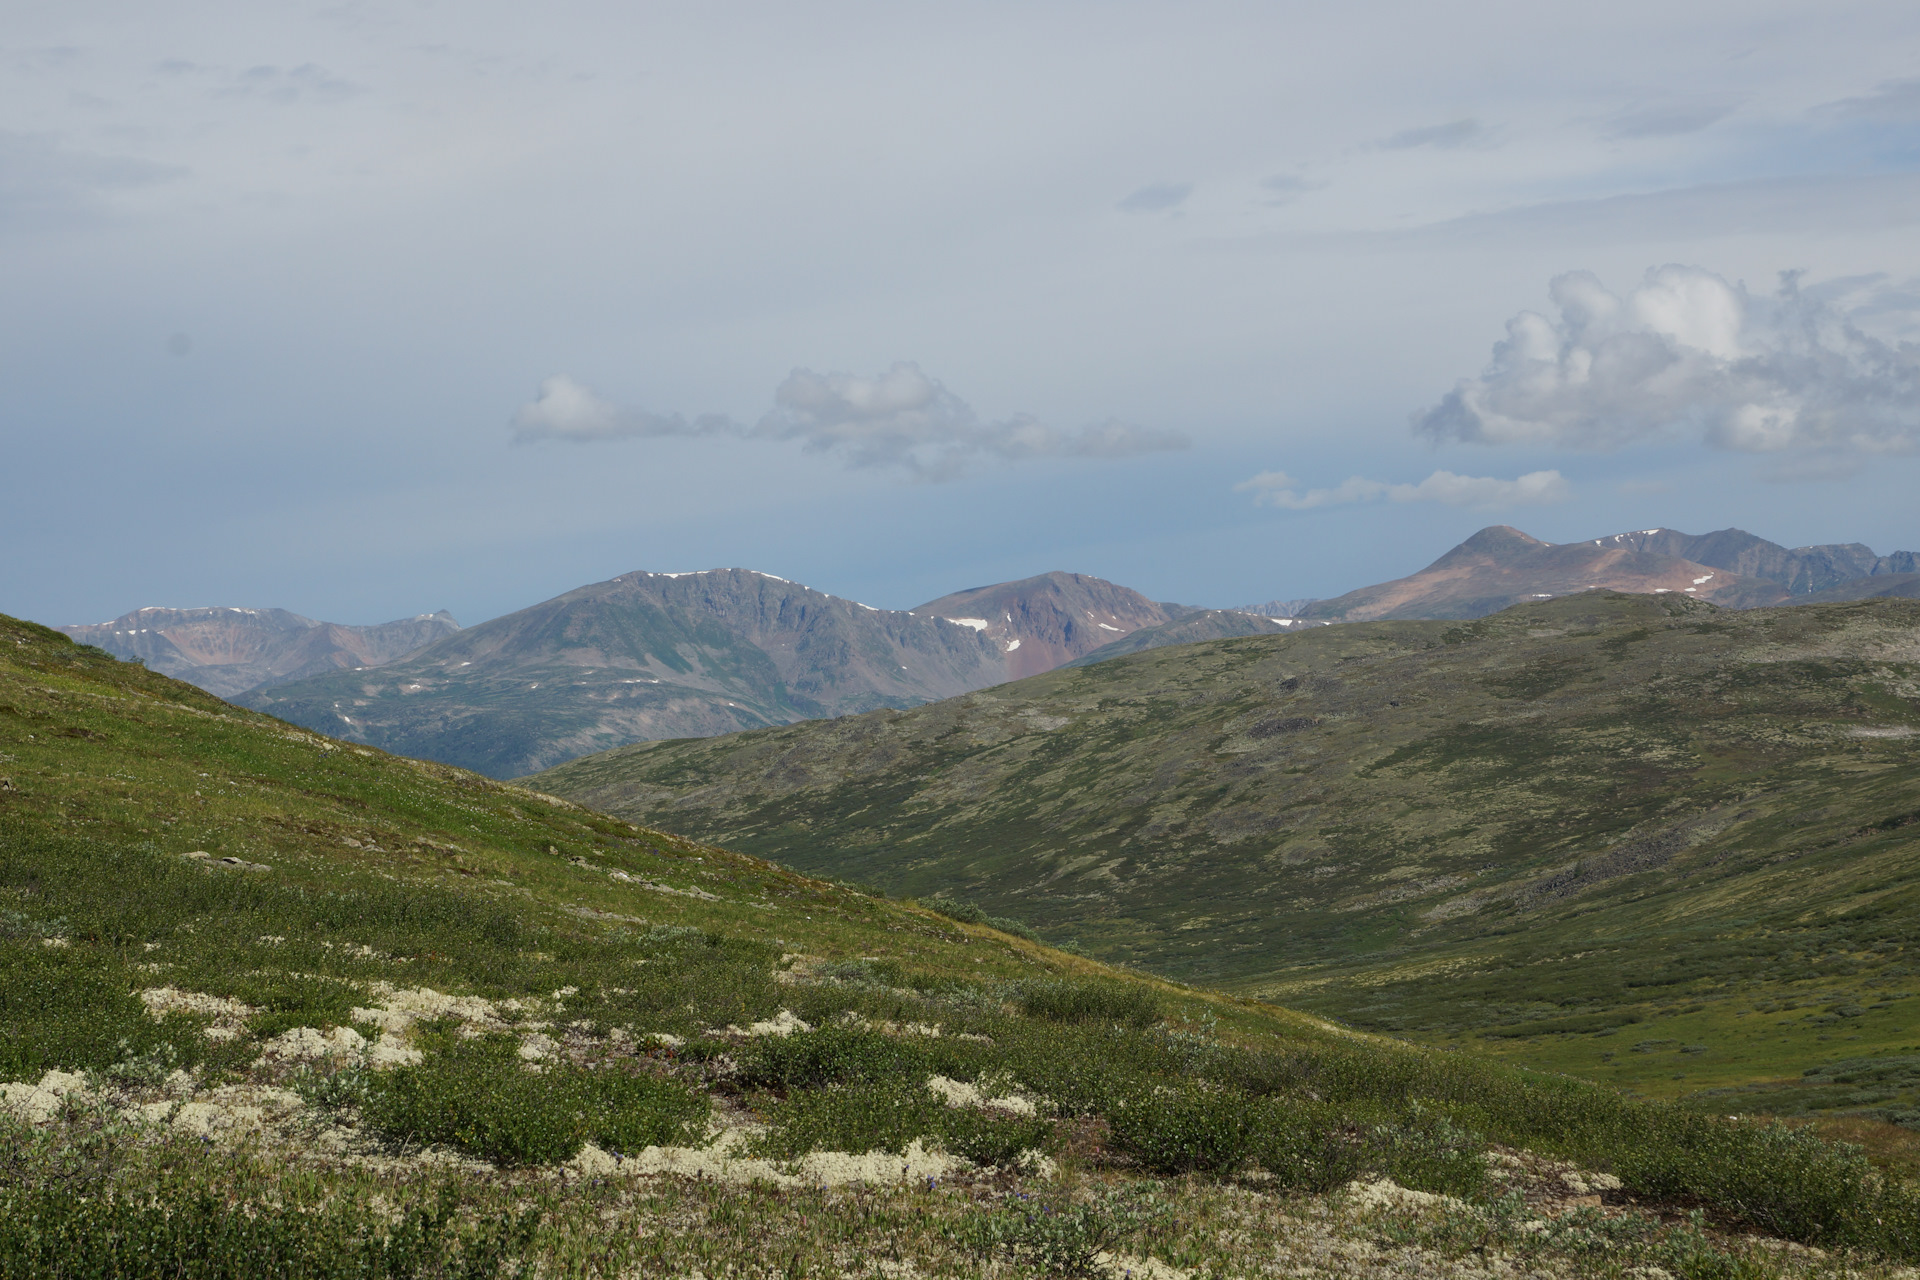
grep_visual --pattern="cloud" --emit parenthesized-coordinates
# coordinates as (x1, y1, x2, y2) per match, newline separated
(1117, 181, 1193, 213)
(1415, 265, 1920, 457)
(510, 374, 731, 443)
(1605, 99, 1738, 139)
(1260, 173, 1323, 205)
(1380, 119, 1486, 150)
(1814, 77, 1920, 121)
(1235, 468, 1569, 510)
(0, 131, 184, 227)
(756, 362, 1186, 479)
(512, 364, 1187, 479)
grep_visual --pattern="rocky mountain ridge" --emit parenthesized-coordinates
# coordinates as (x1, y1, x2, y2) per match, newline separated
(1297, 524, 1920, 622)
(59, 606, 460, 699)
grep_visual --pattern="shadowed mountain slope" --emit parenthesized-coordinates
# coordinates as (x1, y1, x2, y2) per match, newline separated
(1609, 528, 1920, 596)
(531, 592, 1920, 1099)
(242, 569, 1006, 778)
(60, 606, 459, 700)
(1802, 573, 1920, 604)
(1066, 608, 1320, 666)
(911, 571, 1197, 679)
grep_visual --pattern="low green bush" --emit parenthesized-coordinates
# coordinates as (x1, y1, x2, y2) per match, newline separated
(0, 1186, 539, 1280)
(734, 1025, 934, 1090)
(0, 1116, 541, 1280)
(1367, 1111, 1492, 1201)
(922, 895, 1041, 943)
(1017, 980, 1160, 1029)
(1614, 1114, 1920, 1255)
(1106, 1083, 1266, 1175)
(292, 1063, 372, 1112)
(951, 1183, 1172, 1278)
(0, 946, 197, 1079)
(753, 1082, 1051, 1165)
(363, 1038, 707, 1165)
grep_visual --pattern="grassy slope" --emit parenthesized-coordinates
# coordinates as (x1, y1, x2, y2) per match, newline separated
(0, 611, 1083, 1017)
(531, 593, 1920, 1112)
(9, 607, 1920, 1276)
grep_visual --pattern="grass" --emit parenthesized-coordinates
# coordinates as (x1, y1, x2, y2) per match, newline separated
(5, 607, 1920, 1275)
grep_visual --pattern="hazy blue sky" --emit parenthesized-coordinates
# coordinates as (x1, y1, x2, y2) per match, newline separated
(6, 1, 1920, 626)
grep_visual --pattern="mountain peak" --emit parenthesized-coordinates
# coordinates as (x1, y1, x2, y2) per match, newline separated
(912, 571, 1184, 679)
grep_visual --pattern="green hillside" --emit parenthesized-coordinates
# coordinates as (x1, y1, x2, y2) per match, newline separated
(531, 593, 1920, 1115)
(8, 608, 1920, 1276)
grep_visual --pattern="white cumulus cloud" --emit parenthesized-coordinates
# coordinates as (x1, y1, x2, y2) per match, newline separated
(510, 374, 731, 443)
(1416, 266, 1920, 458)
(1235, 468, 1569, 510)
(757, 363, 1186, 479)
(511, 364, 1185, 479)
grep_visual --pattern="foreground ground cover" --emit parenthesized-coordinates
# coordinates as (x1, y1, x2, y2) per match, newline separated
(4, 610, 1920, 1276)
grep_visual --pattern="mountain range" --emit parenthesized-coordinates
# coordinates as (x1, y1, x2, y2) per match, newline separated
(58, 523, 1920, 778)
(238, 569, 1205, 778)
(528, 590, 1920, 1099)
(59, 606, 460, 699)
(1297, 525, 1920, 622)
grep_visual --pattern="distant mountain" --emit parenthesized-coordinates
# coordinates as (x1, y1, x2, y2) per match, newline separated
(60, 607, 459, 699)
(910, 571, 1197, 679)
(241, 569, 1009, 778)
(1296, 525, 1920, 623)
(1299, 526, 1787, 621)
(1599, 527, 1920, 595)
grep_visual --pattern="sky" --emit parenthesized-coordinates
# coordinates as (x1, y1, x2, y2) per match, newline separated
(6, 1, 1920, 628)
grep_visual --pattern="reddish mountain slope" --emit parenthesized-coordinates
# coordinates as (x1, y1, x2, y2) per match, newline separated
(1300, 527, 1788, 622)
(911, 571, 1195, 679)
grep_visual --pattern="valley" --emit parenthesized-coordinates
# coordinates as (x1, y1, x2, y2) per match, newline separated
(531, 592, 1920, 1118)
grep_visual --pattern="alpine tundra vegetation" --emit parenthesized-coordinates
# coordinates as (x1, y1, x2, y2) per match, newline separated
(531, 593, 1920, 1131)
(5, 609, 1920, 1277)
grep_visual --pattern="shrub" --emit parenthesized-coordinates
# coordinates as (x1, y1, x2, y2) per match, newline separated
(1614, 1114, 1920, 1254)
(951, 1183, 1172, 1278)
(291, 1063, 372, 1112)
(1018, 980, 1161, 1029)
(1105, 1083, 1266, 1175)
(923, 895, 1041, 943)
(735, 1025, 933, 1090)
(753, 1082, 1051, 1165)
(0, 947, 194, 1079)
(1367, 1111, 1491, 1201)
(0, 1184, 539, 1279)
(363, 1038, 707, 1165)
